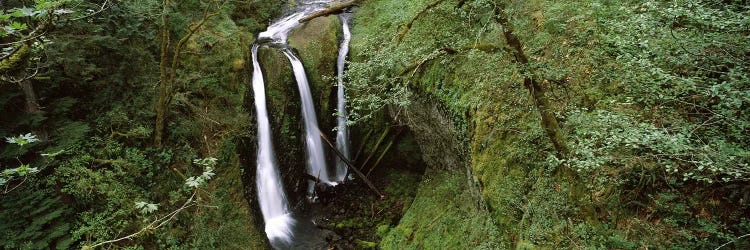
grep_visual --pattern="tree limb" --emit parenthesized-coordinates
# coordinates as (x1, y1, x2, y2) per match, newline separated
(0, 46, 22, 62)
(71, 0, 113, 21)
(154, 0, 171, 147)
(169, 10, 220, 91)
(366, 129, 403, 176)
(359, 127, 390, 172)
(2, 176, 28, 195)
(396, 0, 446, 44)
(299, 0, 365, 23)
(493, 2, 570, 157)
(319, 130, 385, 199)
(396, 44, 501, 78)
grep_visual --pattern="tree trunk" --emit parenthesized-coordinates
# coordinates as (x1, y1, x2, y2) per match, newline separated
(494, 2, 569, 156)
(19, 79, 49, 140)
(19, 80, 40, 114)
(154, 0, 170, 147)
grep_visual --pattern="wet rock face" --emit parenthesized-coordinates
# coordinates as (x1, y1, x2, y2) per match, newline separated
(392, 96, 467, 172)
(376, 94, 501, 249)
(390, 94, 483, 204)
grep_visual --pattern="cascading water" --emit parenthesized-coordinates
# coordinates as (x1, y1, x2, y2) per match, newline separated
(251, 1, 340, 246)
(257, 1, 335, 199)
(258, 12, 308, 43)
(250, 44, 294, 244)
(281, 49, 334, 191)
(334, 14, 352, 181)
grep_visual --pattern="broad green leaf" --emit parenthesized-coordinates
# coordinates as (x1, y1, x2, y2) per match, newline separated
(135, 201, 159, 214)
(9, 22, 27, 31)
(185, 177, 202, 188)
(18, 7, 37, 17)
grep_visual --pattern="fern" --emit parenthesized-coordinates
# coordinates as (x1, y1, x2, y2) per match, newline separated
(0, 188, 76, 249)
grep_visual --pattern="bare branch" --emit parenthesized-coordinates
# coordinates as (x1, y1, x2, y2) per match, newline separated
(0, 23, 48, 46)
(71, 0, 112, 21)
(715, 233, 750, 250)
(319, 130, 385, 199)
(87, 191, 200, 249)
(0, 46, 22, 61)
(2, 176, 28, 195)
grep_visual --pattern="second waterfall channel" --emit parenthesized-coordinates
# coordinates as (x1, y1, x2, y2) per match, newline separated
(249, 1, 354, 248)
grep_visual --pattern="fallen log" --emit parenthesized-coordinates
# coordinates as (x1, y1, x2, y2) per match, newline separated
(352, 129, 374, 162)
(319, 130, 385, 199)
(359, 128, 390, 170)
(366, 128, 403, 177)
(299, 0, 365, 23)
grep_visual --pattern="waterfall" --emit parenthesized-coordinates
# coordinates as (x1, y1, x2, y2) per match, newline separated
(334, 15, 352, 181)
(251, 0, 345, 246)
(257, 1, 335, 198)
(250, 44, 294, 244)
(282, 49, 335, 194)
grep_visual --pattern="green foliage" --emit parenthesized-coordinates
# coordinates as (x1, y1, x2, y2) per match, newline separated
(135, 201, 159, 214)
(351, 0, 750, 248)
(1, 132, 42, 190)
(4, 133, 39, 146)
(1, 0, 271, 248)
(184, 160, 216, 188)
(561, 109, 749, 185)
(0, 188, 75, 249)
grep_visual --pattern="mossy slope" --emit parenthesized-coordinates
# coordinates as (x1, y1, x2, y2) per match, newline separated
(350, 0, 750, 248)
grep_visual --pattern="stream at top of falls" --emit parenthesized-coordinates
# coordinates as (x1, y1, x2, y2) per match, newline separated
(250, 1, 354, 248)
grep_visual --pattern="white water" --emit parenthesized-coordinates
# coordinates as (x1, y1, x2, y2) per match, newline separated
(252, 0, 343, 245)
(251, 44, 294, 244)
(282, 49, 335, 192)
(334, 15, 352, 181)
(258, 1, 328, 43)
(258, 12, 308, 43)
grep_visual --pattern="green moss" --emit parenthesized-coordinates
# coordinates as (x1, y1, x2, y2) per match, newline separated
(336, 217, 369, 230)
(355, 239, 378, 249)
(345, 0, 750, 248)
(376, 224, 392, 238)
(380, 170, 503, 249)
(0, 44, 31, 76)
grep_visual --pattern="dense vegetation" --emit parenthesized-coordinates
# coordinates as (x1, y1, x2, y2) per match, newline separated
(348, 0, 749, 248)
(1, 0, 748, 249)
(1, 0, 279, 248)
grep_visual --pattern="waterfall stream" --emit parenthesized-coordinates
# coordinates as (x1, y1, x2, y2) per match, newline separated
(282, 49, 335, 192)
(334, 14, 352, 181)
(250, 44, 294, 244)
(251, 1, 344, 247)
